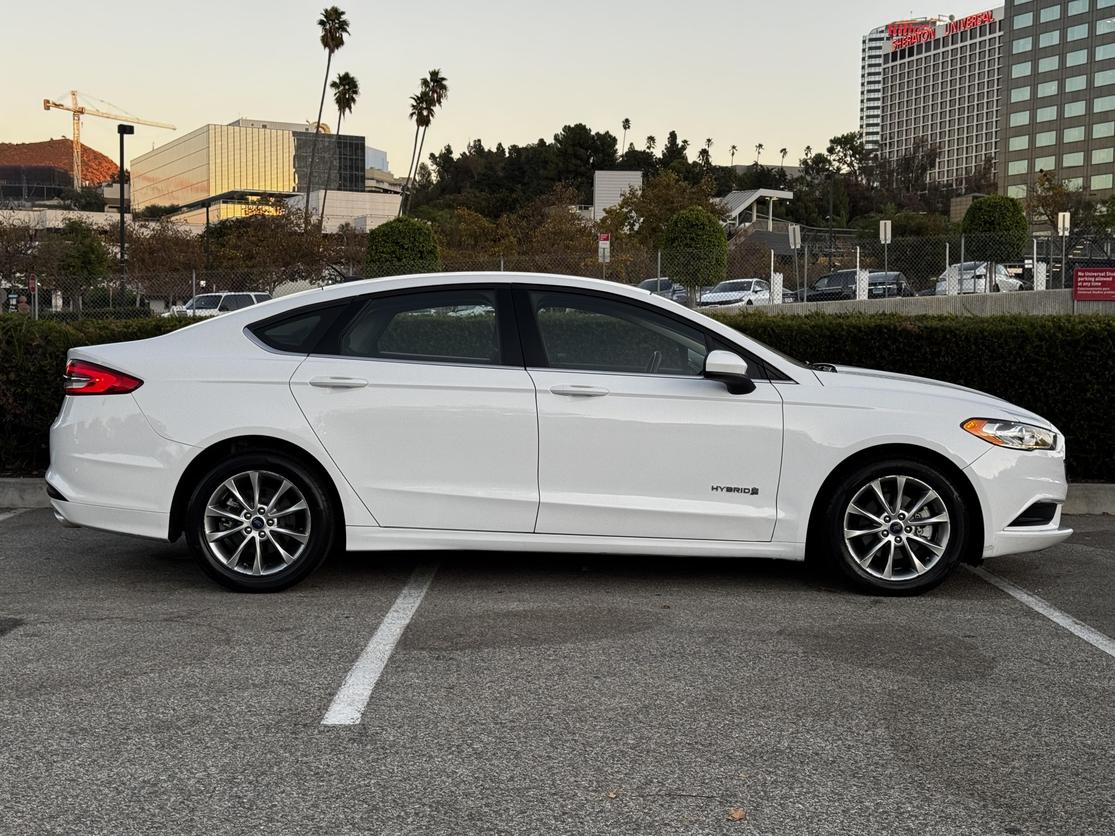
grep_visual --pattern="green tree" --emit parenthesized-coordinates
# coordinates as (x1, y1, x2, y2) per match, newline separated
(319, 71, 361, 229)
(305, 6, 350, 227)
(600, 170, 720, 250)
(660, 207, 727, 301)
(962, 195, 1028, 263)
(366, 216, 441, 277)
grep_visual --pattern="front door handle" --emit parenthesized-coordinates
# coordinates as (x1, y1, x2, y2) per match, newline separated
(550, 384, 610, 397)
(309, 376, 368, 389)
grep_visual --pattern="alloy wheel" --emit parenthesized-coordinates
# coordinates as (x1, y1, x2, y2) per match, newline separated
(842, 475, 951, 582)
(202, 470, 312, 576)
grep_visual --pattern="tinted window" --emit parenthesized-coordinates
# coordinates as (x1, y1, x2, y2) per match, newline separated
(338, 289, 501, 365)
(220, 293, 255, 312)
(251, 305, 344, 353)
(186, 294, 220, 311)
(528, 290, 707, 376)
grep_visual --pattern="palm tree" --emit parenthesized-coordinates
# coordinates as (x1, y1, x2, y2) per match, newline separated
(729, 144, 738, 166)
(754, 143, 764, 164)
(779, 147, 788, 168)
(318, 72, 360, 230)
(645, 135, 656, 153)
(305, 6, 349, 230)
(697, 147, 710, 167)
(401, 69, 449, 215)
(399, 88, 431, 216)
(621, 118, 631, 151)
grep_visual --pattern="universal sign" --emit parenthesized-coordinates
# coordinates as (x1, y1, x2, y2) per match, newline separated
(888, 10, 995, 50)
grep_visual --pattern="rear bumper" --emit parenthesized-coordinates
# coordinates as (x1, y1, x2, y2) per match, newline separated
(50, 498, 170, 540)
(47, 393, 193, 539)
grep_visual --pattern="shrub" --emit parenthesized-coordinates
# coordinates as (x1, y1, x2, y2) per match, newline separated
(661, 207, 727, 299)
(961, 195, 1028, 264)
(365, 217, 441, 278)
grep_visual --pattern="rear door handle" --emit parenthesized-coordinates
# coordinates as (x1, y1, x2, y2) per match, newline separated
(550, 384, 610, 397)
(309, 376, 368, 389)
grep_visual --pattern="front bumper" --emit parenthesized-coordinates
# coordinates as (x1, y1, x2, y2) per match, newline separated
(965, 443, 1073, 558)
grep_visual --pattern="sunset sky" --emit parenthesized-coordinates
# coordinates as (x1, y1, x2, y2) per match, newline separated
(3, 0, 963, 174)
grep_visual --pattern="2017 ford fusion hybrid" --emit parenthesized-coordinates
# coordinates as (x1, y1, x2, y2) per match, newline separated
(48, 273, 1072, 593)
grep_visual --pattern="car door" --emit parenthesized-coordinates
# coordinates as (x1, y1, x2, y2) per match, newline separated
(516, 287, 784, 542)
(289, 286, 539, 532)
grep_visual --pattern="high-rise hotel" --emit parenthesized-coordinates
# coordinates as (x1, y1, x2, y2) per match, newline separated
(864, 3, 1115, 201)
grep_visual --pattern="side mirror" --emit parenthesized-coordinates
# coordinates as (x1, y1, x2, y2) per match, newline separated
(704, 350, 756, 395)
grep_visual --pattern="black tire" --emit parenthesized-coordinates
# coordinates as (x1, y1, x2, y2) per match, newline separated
(821, 457, 968, 595)
(184, 452, 336, 592)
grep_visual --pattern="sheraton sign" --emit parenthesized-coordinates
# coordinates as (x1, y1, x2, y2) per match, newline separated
(888, 10, 995, 51)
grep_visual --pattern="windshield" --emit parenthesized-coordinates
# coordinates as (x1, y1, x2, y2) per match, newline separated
(711, 281, 753, 293)
(185, 294, 220, 310)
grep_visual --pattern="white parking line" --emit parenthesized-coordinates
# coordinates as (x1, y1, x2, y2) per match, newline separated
(0, 509, 31, 523)
(321, 563, 438, 726)
(968, 565, 1115, 659)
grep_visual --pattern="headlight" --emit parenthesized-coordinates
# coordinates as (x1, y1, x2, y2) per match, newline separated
(962, 418, 1056, 451)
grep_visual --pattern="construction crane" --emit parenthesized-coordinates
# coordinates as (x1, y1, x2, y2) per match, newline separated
(43, 91, 175, 188)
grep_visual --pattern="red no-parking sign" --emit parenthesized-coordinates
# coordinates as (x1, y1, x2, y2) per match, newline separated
(1074, 267, 1115, 301)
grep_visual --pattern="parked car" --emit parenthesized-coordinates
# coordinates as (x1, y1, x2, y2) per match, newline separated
(698, 279, 771, 307)
(934, 262, 1023, 295)
(637, 277, 689, 305)
(795, 270, 914, 302)
(163, 291, 272, 318)
(50, 272, 1070, 595)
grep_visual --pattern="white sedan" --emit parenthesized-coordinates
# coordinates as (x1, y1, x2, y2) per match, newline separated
(48, 273, 1071, 593)
(698, 279, 771, 307)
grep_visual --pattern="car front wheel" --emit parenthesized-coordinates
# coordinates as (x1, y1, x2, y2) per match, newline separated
(184, 453, 335, 592)
(824, 458, 968, 594)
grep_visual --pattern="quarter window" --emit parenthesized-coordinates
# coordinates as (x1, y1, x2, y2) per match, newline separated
(336, 289, 503, 365)
(527, 291, 710, 377)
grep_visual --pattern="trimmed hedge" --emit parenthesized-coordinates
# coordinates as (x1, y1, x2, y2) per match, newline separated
(0, 316, 193, 474)
(714, 312, 1115, 481)
(2, 312, 1114, 481)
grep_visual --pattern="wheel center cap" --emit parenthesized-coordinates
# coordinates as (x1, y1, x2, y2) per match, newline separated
(251, 516, 266, 531)
(889, 522, 904, 535)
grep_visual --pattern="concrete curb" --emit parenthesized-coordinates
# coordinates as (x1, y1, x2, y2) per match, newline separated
(0, 478, 48, 510)
(3, 476, 1113, 515)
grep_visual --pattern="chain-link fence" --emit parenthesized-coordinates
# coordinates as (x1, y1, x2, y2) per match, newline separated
(4, 231, 1115, 320)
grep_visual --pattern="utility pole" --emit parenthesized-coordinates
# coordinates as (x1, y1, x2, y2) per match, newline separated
(117, 124, 134, 277)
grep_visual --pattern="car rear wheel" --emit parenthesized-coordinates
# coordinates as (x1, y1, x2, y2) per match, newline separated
(184, 453, 335, 592)
(824, 458, 968, 594)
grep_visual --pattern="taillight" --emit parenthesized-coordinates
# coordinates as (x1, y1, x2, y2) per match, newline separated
(63, 360, 143, 395)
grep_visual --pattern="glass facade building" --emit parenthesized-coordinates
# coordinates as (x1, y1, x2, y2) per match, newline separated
(1000, 0, 1115, 199)
(131, 119, 365, 211)
(880, 8, 1004, 188)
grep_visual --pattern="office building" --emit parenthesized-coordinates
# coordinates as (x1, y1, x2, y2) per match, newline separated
(999, 0, 1115, 200)
(880, 8, 1005, 188)
(130, 118, 366, 221)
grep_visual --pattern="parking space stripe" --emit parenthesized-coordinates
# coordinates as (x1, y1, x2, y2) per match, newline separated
(0, 509, 31, 523)
(968, 566, 1115, 659)
(321, 563, 438, 726)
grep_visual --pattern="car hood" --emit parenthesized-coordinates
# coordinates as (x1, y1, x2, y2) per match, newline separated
(827, 365, 1053, 428)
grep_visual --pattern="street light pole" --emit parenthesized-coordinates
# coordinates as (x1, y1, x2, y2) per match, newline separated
(117, 124, 134, 277)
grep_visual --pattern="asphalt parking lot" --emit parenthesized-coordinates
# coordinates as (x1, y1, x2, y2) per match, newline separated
(1, 509, 1113, 836)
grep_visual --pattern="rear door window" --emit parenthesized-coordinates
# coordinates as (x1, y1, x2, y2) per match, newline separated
(335, 289, 504, 365)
